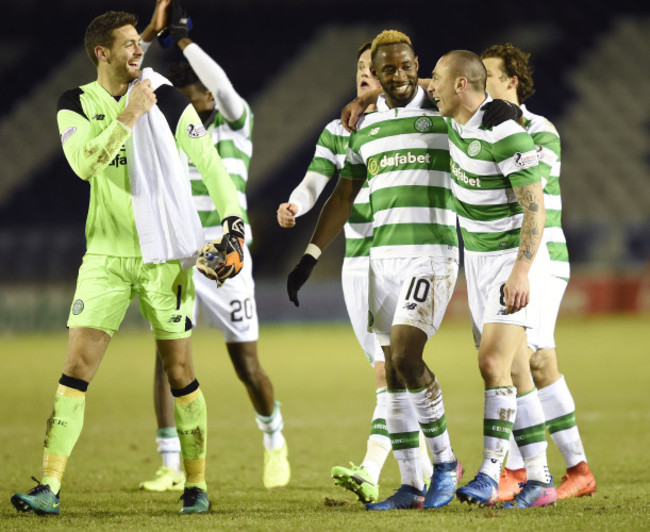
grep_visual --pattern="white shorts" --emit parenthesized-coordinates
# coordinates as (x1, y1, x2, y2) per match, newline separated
(526, 274, 567, 351)
(341, 260, 384, 367)
(368, 256, 459, 346)
(192, 245, 259, 343)
(465, 246, 550, 349)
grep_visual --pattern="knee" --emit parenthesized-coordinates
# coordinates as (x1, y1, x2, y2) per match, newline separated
(229, 344, 264, 385)
(163, 359, 192, 389)
(510, 361, 529, 388)
(478, 353, 508, 384)
(389, 348, 412, 380)
(530, 349, 560, 388)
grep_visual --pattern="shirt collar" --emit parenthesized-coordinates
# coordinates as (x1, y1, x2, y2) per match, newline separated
(463, 93, 490, 129)
(377, 85, 426, 112)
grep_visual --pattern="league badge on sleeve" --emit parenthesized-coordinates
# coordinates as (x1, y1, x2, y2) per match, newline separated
(61, 127, 77, 144)
(186, 123, 207, 138)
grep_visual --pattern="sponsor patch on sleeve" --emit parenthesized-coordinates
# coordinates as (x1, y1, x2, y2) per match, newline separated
(186, 123, 207, 138)
(513, 150, 538, 168)
(60, 126, 77, 144)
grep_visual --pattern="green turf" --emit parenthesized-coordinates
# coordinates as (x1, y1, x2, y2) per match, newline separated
(2, 315, 649, 530)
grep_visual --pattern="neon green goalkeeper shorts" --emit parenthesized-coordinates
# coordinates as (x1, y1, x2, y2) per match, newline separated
(67, 253, 195, 340)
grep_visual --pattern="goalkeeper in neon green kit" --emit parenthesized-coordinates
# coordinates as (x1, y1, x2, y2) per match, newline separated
(10, 9, 243, 516)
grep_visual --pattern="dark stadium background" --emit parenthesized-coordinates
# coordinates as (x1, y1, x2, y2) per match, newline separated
(0, 0, 648, 326)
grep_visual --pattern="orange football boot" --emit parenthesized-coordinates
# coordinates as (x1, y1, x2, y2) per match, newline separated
(498, 467, 527, 501)
(557, 461, 597, 499)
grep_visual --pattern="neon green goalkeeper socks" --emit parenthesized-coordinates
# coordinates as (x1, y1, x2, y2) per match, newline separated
(173, 383, 207, 489)
(42, 383, 86, 493)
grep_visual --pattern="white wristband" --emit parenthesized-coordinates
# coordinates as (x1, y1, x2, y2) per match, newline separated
(305, 243, 322, 260)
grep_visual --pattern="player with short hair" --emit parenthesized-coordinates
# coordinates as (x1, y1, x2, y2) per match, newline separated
(138, 0, 290, 492)
(277, 41, 433, 503)
(10, 9, 245, 516)
(429, 50, 557, 509)
(481, 42, 596, 500)
(287, 30, 464, 511)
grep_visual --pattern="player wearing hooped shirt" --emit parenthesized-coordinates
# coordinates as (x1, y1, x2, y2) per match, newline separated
(430, 49, 557, 509)
(279, 43, 434, 503)
(482, 43, 595, 501)
(288, 31, 462, 511)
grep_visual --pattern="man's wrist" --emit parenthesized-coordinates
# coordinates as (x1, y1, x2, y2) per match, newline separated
(177, 37, 193, 51)
(305, 243, 321, 260)
(117, 111, 139, 130)
(512, 258, 532, 274)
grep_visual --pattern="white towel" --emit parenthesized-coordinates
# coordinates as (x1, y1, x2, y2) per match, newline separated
(125, 67, 204, 268)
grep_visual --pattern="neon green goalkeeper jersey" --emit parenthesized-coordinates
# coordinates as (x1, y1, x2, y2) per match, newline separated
(187, 101, 254, 245)
(57, 79, 241, 258)
(445, 96, 541, 254)
(521, 104, 569, 280)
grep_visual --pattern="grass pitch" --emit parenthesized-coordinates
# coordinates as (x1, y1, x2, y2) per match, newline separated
(2, 315, 649, 530)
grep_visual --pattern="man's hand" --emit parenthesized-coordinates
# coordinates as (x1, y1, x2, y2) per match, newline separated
(157, 0, 192, 48)
(481, 99, 522, 128)
(119, 80, 157, 128)
(141, 0, 170, 42)
(341, 98, 366, 132)
(277, 203, 298, 228)
(196, 238, 228, 285)
(503, 266, 530, 314)
(219, 215, 245, 278)
(340, 88, 381, 131)
(287, 253, 318, 306)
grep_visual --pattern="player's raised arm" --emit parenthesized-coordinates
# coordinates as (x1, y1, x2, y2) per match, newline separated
(173, 99, 242, 222)
(140, 0, 171, 43)
(158, 85, 244, 280)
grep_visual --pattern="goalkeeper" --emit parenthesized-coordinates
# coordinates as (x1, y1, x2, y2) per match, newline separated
(10, 8, 243, 516)
(138, 0, 290, 492)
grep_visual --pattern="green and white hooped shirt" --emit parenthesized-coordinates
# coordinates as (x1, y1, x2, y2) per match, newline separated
(187, 101, 254, 245)
(307, 119, 373, 267)
(521, 104, 569, 281)
(343, 87, 458, 261)
(445, 96, 541, 255)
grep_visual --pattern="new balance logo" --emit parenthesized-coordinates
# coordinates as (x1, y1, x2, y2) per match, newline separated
(93, 114, 105, 120)
(403, 302, 418, 310)
(169, 315, 182, 323)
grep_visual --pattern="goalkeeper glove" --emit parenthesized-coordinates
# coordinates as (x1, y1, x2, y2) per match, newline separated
(196, 215, 245, 285)
(157, 0, 193, 48)
(196, 238, 228, 286)
(287, 245, 320, 307)
(481, 99, 522, 128)
(220, 215, 245, 277)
